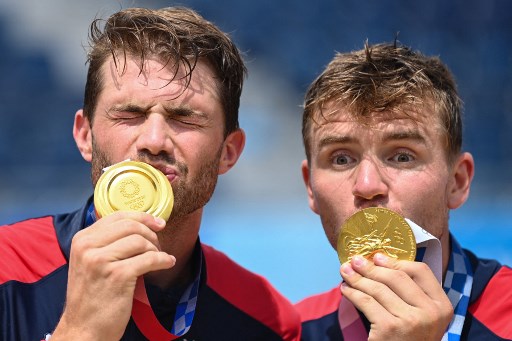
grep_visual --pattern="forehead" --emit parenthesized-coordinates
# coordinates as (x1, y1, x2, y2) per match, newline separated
(99, 55, 221, 100)
(307, 102, 445, 146)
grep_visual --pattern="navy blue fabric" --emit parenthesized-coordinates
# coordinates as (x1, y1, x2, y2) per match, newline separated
(0, 199, 292, 341)
(301, 310, 342, 341)
(300, 248, 508, 341)
(460, 250, 509, 340)
(1, 266, 68, 340)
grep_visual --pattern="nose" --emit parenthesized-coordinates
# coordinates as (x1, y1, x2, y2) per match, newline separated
(135, 113, 172, 156)
(352, 158, 388, 203)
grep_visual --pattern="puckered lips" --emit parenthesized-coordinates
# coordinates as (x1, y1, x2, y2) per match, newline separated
(149, 162, 178, 183)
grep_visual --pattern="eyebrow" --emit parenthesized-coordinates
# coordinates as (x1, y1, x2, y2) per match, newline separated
(108, 103, 208, 119)
(317, 135, 356, 149)
(163, 106, 198, 117)
(316, 130, 427, 150)
(382, 130, 427, 145)
(108, 103, 148, 113)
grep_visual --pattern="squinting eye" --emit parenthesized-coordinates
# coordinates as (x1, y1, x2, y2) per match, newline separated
(111, 112, 144, 120)
(393, 153, 414, 162)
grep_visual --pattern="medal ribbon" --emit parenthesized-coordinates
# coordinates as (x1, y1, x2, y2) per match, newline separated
(338, 296, 367, 341)
(441, 237, 473, 341)
(85, 202, 201, 340)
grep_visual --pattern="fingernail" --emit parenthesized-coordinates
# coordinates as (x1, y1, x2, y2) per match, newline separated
(352, 255, 367, 267)
(155, 217, 166, 226)
(373, 252, 388, 263)
(340, 282, 349, 291)
(341, 263, 355, 276)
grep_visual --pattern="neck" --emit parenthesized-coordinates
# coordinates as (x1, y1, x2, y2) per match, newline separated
(144, 208, 203, 290)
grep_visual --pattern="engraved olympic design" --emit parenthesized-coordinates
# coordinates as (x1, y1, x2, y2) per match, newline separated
(345, 214, 409, 260)
(119, 179, 141, 199)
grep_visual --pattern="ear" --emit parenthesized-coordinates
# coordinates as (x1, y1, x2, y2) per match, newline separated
(73, 109, 93, 162)
(218, 128, 246, 174)
(447, 152, 474, 209)
(302, 159, 319, 214)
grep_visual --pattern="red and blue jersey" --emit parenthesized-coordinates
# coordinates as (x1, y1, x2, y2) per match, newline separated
(0, 198, 301, 340)
(296, 249, 512, 340)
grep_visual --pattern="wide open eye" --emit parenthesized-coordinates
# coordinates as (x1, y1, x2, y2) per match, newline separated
(332, 153, 355, 166)
(391, 152, 415, 163)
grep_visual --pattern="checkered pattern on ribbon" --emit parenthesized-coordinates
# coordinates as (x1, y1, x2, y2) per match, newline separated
(414, 237, 472, 341)
(440, 237, 473, 341)
(170, 273, 200, 335)
(85, 202, 97, 227)
(85, 202, 201, 337)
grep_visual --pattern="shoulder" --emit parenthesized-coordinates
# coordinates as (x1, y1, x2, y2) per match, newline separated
(468, 263, 512, 339)
(201, 243, 301, 340)
(0, 216, 66, 285)
(295, 286, 341, 323)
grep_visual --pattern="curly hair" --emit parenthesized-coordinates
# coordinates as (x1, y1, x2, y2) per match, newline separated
(83, 7, 246, 136)
(302, 41, 462, 162)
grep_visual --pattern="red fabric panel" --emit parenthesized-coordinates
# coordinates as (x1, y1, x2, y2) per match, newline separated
(295, 286, 342, 322)
(132, 297, 179, 341)
(202, 244, 301, 341)
(468, 267, 512, 338)
(0, 217, 67, 284)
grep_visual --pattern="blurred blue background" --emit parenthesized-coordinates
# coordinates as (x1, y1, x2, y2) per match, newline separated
(0, 0, 510, 303)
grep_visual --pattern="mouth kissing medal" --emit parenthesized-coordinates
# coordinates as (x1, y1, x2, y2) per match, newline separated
(94, 160, 173, 220)
(337, 207, 416, 264)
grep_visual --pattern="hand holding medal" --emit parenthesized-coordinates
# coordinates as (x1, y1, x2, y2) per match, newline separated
(52, 160, 176, 341)
(94, 160, 182, 341)
(337, 208, 453, 340)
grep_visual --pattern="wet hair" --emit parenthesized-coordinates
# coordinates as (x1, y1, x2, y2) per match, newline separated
(302, 41, 462, 162)
(83, 6, 246, 136)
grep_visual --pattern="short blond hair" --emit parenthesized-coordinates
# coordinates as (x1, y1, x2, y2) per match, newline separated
(302, 41, 463, 162)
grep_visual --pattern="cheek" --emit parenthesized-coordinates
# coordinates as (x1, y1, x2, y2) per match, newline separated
(415, 171, 449, 202)
(396, 172, 450, 237)
(310, 174, 351, 248)
(93, 126, 129, 150)
(311, 170, 352, 206)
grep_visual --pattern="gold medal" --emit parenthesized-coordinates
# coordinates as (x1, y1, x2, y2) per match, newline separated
(337, 207, 416, 264)
(94, 160, 174, 221)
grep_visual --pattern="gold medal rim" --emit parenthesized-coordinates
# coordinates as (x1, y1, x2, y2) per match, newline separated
(94, 160, 174, 221)
(336, 207, 416, 264)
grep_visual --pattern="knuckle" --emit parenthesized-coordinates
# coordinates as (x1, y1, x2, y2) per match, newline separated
(406, 312, 422, 327)
(359, 294, 375, 307)
(441, 302, 455, 322)
(415, 261, 431, 273)
(382, 319, 400, 335)
(82, 249, 105, 268)
(71, 233, 92, 253)
(133, 234, 155, 251)
(370, 282, 388, 298)
(108, 265, 131, 282)
(129, 220, 146, 234)
(394, 270, 409, 282)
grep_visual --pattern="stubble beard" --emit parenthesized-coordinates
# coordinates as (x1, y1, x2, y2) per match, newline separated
(90, 137, 222, 220)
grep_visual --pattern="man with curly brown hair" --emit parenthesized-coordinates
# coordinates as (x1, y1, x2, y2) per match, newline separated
(0, 7, 300, 340)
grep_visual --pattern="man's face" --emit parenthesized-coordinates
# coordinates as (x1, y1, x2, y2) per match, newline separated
(84, 56, 228, 219)
(302, 105, 465, 251)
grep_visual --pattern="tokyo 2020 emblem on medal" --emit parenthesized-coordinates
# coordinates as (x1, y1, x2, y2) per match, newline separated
(94, 160, 174, 221)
